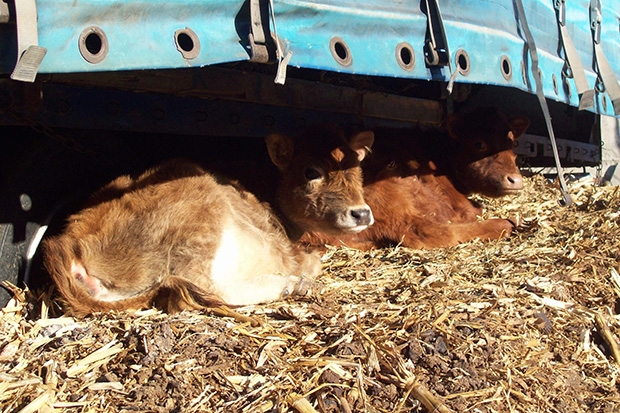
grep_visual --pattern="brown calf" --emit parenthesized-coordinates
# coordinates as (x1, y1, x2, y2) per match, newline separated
(43, 126, 374, 316)
(299, 108, 530, 250)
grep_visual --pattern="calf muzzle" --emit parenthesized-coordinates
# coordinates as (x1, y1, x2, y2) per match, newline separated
(338, 205, 374, 232)
(503, 173, 524, 191)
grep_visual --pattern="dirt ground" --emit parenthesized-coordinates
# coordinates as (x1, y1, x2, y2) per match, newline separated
(2, 173, 620, 412)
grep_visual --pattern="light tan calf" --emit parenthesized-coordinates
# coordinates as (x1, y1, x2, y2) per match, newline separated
(43, 125, 374, 316)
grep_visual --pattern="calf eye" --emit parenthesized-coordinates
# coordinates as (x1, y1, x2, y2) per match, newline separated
(304, 166, 323, 181)
(474, 141, 487, 151)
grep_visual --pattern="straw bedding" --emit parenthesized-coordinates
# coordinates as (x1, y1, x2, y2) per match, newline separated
(2, 173, 620, 412)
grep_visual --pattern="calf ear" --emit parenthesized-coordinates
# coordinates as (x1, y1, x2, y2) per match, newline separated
(349, 131, 375, 162)
(509, 117, 530, 139)
(266, 133, 295, 170)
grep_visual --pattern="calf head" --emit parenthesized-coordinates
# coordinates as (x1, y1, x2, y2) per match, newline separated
(446, 107, 530, 197)
(267, 125, 374, 239)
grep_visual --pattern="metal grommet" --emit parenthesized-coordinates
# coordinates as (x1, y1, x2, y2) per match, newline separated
(174, 27, 200, 60)
(455, 49, 470, 76)
(500, 55, 512, 80)
(330, 37, 352, 67)
(395, 42, 415, 71)
(78, 26, 108, 64)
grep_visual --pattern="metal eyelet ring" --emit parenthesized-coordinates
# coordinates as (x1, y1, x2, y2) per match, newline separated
(455, 49, 470, 76)
(500, 55, 512, 80)
(330, 37, 352, 67)
(78, 26, 108, 64)
(175, 28, 201, 60)
(395, 42, 415, 71)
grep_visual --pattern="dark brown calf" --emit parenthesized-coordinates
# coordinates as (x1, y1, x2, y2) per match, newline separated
(299, 108, 530, 250)
(43, 126, 374, 316)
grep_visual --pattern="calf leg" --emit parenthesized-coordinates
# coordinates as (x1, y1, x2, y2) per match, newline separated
(402, 218, 515, 249)
(448, 218, 515, 245)
(213, 273, 315, 306)
(293, 248, 322, 280)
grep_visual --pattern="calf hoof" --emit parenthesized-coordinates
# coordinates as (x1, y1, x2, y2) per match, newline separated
(285, 276, 323, 298)
(507, 214, 538, 232)
(517, 217, 538, 232)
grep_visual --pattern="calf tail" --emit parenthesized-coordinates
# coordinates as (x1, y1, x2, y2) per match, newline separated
(43, 237, 225, 317)
(153, 276, 227, 313)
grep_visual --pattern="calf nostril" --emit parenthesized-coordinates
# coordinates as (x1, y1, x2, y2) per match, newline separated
(351, 208, 372, 225)
(506, 174, 523, 188)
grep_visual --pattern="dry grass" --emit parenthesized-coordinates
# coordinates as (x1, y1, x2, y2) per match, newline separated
(2, 174, 620, 412)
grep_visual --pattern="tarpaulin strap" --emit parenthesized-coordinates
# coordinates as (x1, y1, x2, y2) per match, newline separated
(446, 65, 459, 95)
(554, 0, 594, 110)
(248, 0, 291, 84)
(420, 0, 460, 95)
(249, 0, 270, 63)
(0, 1, 9, 23)
(590, 0, 620, 116)
(514, 0, 573, 206)
(269, 0, 292, 85)
(11, 0, 47, 82)
(422, 0, 449, 67)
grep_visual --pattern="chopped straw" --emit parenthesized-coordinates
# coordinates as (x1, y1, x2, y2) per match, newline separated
(2, 174, 620, 412)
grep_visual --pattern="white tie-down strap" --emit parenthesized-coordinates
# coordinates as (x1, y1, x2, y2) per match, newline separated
(11, 0, 47, 82)
(515, 0, 573, 206)
(273, 33, 292, 85)
(559, 24, 594, 110)
(590, 0, 620, 116)
(593, 41, 620, 115)
(269, 0, 292, 85)
(554, 0, 594, 110)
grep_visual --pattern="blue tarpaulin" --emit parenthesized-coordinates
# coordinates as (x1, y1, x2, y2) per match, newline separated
(1, 0, 619, 116)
